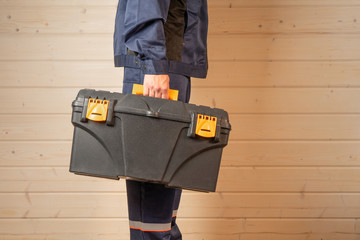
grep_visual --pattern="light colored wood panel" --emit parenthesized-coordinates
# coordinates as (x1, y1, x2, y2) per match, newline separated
(229, 114, 360, 140)
(1, 193, 360, 218)
(0, 34, 113, 60)
(191, 87, 360, 113)
(0, 7, 117, 34)
(209, 7, 360, 34)
(0, 61, 124, 87)
(0, 219, 358, 240)
(216, 167, 360, 192)
(209, 34, 360, 61)
(2, 7, 360, 34)
(0, 0, 118, 7)
(0, 166, 125, 193)
(1, 233, 357, 240)
(0, 88, 120, 114)
(197, 61, 360, 87)
(2, 87, 360, 114)
(2, 141, 360, 167)
(2, 0, 360, 7)
(1, 61, 359, 88)
(222, 141, 360, 166)
(180, 193, 360, 218)
(2, 34, 360, 61)
(0, 115, 73, 141)
(0, 141, 71, 167)
(232, 234, 360, 240)
(1, 114, 360, 141)
(1, 166, 360, 192)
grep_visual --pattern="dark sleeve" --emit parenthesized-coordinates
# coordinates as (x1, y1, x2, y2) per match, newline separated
(124, 0, 171, 74)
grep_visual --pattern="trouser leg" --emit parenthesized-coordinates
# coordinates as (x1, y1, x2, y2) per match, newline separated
(122, 67, 191, 240)
(126, 181, 182, 240)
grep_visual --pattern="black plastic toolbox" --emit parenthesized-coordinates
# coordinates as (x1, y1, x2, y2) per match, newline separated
(69, 89, 231, 192)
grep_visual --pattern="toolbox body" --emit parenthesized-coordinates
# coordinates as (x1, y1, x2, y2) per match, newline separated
(70, 89, 231, 192)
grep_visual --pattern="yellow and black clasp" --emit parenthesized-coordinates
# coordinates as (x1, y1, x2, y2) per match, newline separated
(195, 114, 217, 138)
(80, 97, 116, 126)
(86, 98, 109, 122)
(187, 112, 220, 142)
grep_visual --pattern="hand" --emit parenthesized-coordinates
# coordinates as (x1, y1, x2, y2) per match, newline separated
(143, 74, 170, 99)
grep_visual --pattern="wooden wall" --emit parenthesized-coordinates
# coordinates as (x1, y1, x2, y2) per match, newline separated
(1, 0, 360, 239)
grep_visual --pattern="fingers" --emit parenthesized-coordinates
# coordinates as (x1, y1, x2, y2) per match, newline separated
(161, 90, 169, 100)
(143, 84, 150, 97)
(143, 74, 170, 99)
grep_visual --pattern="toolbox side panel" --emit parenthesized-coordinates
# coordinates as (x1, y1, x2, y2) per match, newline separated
(168, 147, 224, 192)
(120, 114, 188, 181)
(69, 112, 125, 179)
(163, 129, 229, 192)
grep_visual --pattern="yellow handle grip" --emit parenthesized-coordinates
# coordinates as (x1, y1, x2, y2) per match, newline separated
(132, 84, 179, 101)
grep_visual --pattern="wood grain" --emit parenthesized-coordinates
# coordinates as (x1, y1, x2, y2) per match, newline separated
(1, 6, 360, 34)
(0, 166, 359, 193)
(1, 87, 360, 114)
(2, 0, 360, 7)
(0, 219, 358, 240)
(1, 61, 360, 87)
(1, 192, 360, 218)
(1, 0, 360, 238)
(2, 34, 360, 61)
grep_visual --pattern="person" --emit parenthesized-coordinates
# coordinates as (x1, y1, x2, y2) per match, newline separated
(113, 0, 209, 239)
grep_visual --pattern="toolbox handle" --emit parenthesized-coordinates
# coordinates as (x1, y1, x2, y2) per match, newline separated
(132, 84, 179, 101)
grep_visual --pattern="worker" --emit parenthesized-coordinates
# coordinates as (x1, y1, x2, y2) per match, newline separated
(113, 0, 209, 239)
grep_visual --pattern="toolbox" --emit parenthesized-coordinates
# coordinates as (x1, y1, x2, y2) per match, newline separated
(69, 89, 231, 192)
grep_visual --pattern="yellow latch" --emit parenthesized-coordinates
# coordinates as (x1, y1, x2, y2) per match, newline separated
(195, 114, 217, 138)
(132, 84, 179, 101)
(86, 98, 109, 122)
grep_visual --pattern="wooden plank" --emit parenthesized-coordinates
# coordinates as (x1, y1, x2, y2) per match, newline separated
(0, 61, 124, 87)
(191, 87, 360, 113)
(0, 141, 71, 167)
(2, 7, 360, 34)
(0, 0, 119, 7)
(0, 219, 358, 240)
(0, 6, 117, 34)
(2, 61, 360, 87)
(227, 114, 360, 140)
(209, 34, 360, 61)
(1, 233, 357, 240)
(1, 166, 360, 192)
(0, 88, 122, 114)
(2, 141, 360, 167)
(0, 115, 73, 141)
(221, 141, 360, 166)
(1, 192, 360, 218)
(0, 34, 113, 61)
(209, 7, 360, 34)
(2, 114, 360, 141)
(2, 34, 360, 61)
(196, 61, 360, 87)
(2, 0, 360, 7)
(2, 87, 360, 114)
(217, 167, 360, 192)
(233, 234, 360, 240)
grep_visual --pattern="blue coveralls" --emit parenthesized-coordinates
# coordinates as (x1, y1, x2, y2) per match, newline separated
(113, 0, 208, 239)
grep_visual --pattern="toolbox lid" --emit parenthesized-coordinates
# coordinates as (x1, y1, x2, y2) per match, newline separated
(72, 89, 231, 131)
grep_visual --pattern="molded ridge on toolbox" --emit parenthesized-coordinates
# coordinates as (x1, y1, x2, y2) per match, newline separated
(69, 89, 231, 192)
